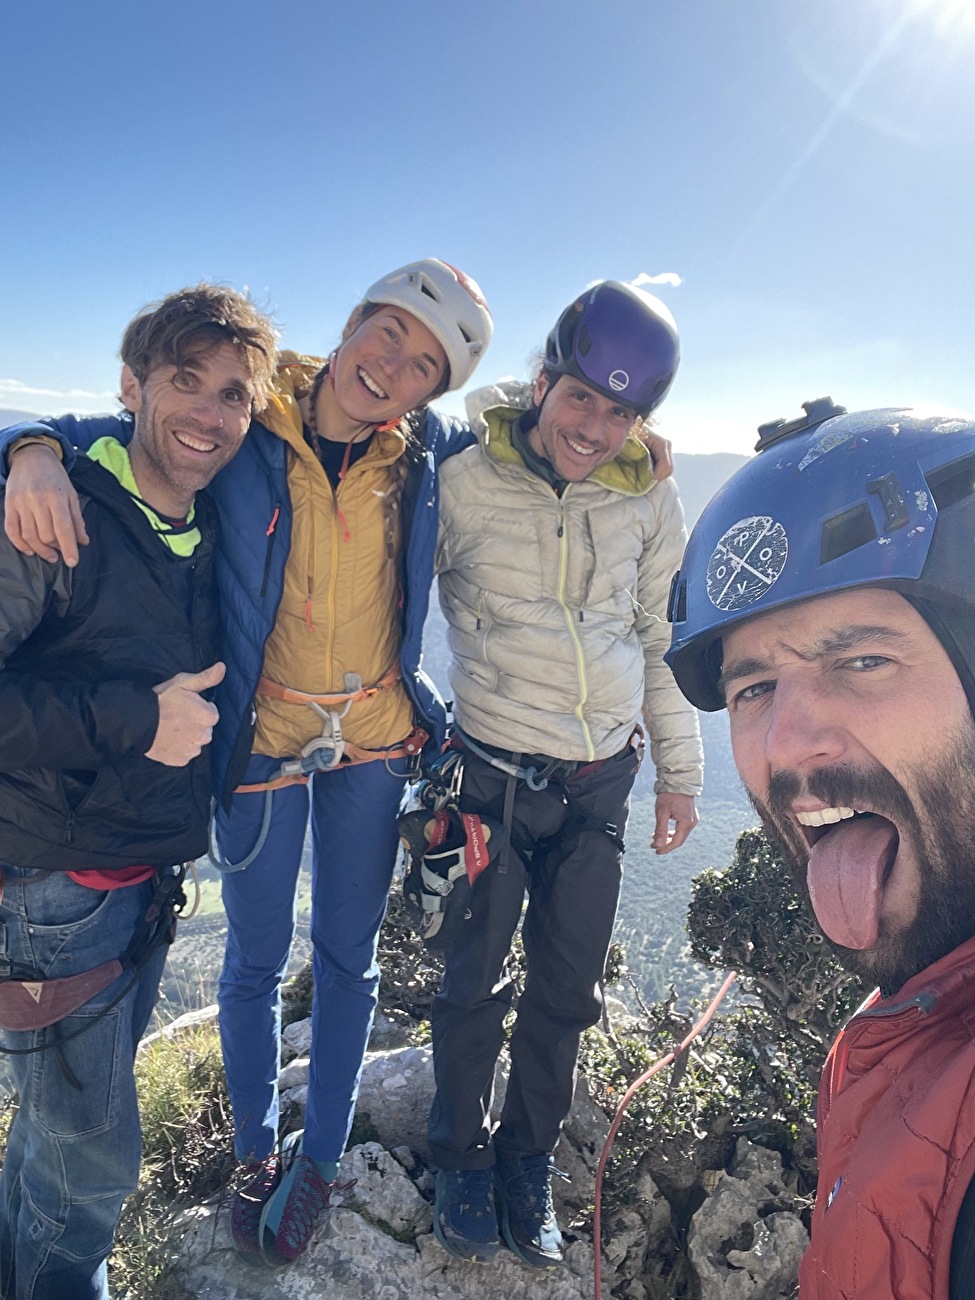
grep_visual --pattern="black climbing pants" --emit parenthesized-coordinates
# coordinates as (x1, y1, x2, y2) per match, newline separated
(427, 737, 641, 1170)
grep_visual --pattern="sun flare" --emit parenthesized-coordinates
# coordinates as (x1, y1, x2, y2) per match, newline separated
(905, 0, 975, 36)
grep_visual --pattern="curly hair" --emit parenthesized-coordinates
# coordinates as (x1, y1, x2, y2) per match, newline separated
(119, 283, 277, 408)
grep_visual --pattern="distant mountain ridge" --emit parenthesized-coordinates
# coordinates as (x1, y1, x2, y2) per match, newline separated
(0, 408, 44, 428)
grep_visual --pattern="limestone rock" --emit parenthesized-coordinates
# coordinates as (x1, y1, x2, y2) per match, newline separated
(282, 1017, 312, 1061)
(687, 1138, 807, 1300)
(335, 1142, 433, 1237)
(175, 1147, 596, 1299)
(139, 1003, 218, 1052)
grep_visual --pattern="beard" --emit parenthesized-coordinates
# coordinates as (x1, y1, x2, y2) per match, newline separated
(749, 725, 975, 997)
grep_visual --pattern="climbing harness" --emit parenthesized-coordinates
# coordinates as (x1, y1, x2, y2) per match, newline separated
(446, 726, 643, 873)
(254, 665, 403, 773)
(208, 665, 428, 874)
(0, 864, 189, 1086)
(399, 805, 502, 951)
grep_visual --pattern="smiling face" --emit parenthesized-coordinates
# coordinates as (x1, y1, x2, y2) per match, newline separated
(122, 339, 256, 517)
(328, 304, 447, 427)
(723, 587, 975, 994)
(527, 373, 642, 482)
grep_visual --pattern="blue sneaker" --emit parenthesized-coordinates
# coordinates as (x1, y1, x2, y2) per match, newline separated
(434, 1168, 500, 1262)
(495, 1154, 568, 1269)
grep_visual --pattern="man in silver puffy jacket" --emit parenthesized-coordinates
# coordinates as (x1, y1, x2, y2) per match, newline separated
(428, 281, 704, 1269)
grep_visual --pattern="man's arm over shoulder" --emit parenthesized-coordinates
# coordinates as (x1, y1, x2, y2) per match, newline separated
(636, 477, 704, 798)
(417, 407, 475, 467)
(0, 413, 133, 484)
(0, 511, 159, 769)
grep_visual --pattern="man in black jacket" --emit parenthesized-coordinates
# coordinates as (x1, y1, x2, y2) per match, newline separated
(0, 285, 276, 1300)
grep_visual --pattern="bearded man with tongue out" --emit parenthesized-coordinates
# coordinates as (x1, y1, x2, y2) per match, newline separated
(667, 397, 975, 1300)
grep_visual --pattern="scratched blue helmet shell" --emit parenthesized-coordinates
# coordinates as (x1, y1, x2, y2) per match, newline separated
(544, 281, 680, 418)
(665, 398, 975, 711)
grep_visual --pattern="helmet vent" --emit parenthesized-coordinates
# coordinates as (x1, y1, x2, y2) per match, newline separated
(925, 450, 975, 511)
(820, 503, 877, 564)
(577, 325, 593, 357)
(419, 280, 439, 300)
(458, 325, 472, 343)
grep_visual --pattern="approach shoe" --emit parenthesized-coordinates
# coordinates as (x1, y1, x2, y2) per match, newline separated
(434, 1168, 500, 1262)
(258, 1132, 337, 1263)
(495, 1154, 569, 1269)
(230, 1153, 282, 1259)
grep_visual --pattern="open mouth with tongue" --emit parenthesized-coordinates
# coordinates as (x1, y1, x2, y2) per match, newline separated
(799, 809, 900, 951)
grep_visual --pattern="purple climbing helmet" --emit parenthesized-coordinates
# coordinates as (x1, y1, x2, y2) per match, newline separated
(544, 280, 680, 418)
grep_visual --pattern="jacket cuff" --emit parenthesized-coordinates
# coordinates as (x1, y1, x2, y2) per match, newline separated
(89, 681, 160, 756)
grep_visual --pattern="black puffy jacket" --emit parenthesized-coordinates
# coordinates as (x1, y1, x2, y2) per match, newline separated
(0, 455, 220, 872)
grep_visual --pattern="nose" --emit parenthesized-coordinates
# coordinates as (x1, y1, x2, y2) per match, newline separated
(763, 673, 848, 777)
(570, 408, 601, 444)
(189, 392, 224, 428)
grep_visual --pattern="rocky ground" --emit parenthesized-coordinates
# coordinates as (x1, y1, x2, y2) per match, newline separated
(157, 1006, 807, 1300)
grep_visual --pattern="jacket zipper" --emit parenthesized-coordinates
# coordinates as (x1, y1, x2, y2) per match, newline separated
(555, 488, 595, 761)
(260, 503, 281, 599)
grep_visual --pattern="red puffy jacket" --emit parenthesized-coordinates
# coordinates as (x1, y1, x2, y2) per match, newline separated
(800, 935, 975, 1299)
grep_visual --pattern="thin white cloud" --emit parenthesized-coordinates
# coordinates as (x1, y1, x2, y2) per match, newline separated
(631, 271, 683, 289)
(0, 378, 117, 415)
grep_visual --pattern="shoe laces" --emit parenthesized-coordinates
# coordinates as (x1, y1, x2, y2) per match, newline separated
(238, 1154, 281, 1204)
(447, 1167, 495, 1215)
(504, 1158, 569, 1217)
(276, 1156, 333, 1249)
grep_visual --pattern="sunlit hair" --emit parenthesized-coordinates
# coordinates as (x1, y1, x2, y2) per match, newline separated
(119, 284, 278, 409)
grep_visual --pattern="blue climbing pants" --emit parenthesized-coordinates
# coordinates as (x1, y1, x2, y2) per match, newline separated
(215, 756, 405, 1166)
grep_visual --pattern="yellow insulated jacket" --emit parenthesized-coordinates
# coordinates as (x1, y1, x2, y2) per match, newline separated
(252, 352, 414, 758)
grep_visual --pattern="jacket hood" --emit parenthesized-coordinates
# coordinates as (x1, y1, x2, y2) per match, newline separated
(477, 401, 656, 497)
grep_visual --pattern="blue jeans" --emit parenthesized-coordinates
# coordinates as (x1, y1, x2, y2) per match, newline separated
(216, 757, 405, 1166)
(0, 868, 168, 1300)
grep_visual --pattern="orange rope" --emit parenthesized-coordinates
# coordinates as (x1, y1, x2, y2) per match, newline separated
(592, 970, 738, 1299)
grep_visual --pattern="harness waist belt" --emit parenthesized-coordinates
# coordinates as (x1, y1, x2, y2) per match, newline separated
(256, 662, 401, 707)
(235, 726, 430, 794)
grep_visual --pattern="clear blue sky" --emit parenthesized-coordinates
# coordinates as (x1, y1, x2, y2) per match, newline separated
(1, 0, 972, 454)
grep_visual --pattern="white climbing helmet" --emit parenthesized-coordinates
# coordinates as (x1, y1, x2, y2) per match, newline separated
(363, 258, 493, 391)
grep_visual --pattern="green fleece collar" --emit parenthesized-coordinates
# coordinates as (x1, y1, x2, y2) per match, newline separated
(480, 406, 655, 497)
(88, 437, 201, 555)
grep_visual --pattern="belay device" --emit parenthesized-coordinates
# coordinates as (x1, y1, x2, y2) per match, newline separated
(399, 805, 502, 951)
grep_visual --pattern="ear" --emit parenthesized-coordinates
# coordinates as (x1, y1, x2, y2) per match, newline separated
(532, 372, 551, 407)
(119, 364, 143, 414)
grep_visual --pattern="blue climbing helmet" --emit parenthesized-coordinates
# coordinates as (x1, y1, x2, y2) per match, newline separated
(665, 397, 975, 712)
(544, 281, 680, 418)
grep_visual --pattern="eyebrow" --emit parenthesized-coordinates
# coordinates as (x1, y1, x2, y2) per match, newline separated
(386, 312, 442, 374)
(719, 624, 909, 695)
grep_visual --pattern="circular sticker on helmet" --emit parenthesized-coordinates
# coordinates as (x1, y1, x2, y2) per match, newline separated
(608, 369, 630, 392)
(706, 516, 789, 611)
